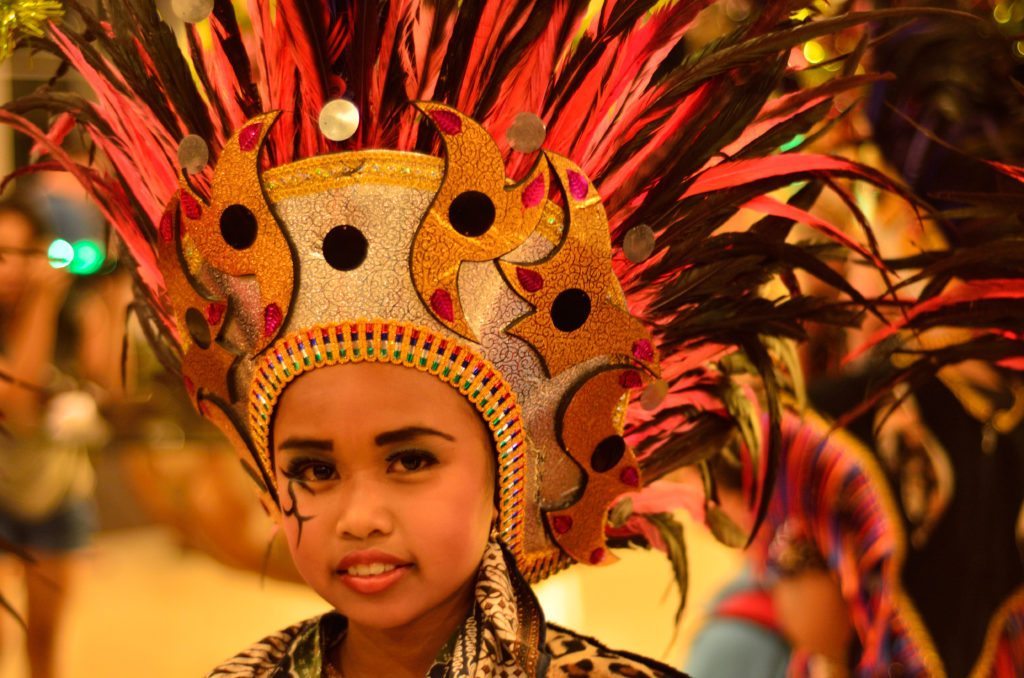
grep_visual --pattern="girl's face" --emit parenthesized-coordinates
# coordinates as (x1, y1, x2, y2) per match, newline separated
(272, 361, 495, 630)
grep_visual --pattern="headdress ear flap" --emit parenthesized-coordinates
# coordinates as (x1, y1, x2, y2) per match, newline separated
(201, 395, 279, 515)
(155, 200, 236, 408)
(546, 368, 646, 566)
(156, 199, 275, 507)
(410, 102, 549, 340)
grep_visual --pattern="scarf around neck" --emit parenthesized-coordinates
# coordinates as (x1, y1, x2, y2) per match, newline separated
(249, 538, 549, 678)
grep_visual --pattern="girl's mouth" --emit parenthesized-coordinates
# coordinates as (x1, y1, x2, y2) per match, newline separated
(336, 563, 412, 594)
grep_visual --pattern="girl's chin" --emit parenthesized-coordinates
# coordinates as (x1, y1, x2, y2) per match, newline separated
(335, 603, 428, 631)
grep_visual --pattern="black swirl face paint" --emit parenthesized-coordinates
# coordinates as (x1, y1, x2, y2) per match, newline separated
(281, 477, 316, 547)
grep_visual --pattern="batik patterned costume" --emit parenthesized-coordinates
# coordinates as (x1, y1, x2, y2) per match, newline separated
(208, 541, 685, 678)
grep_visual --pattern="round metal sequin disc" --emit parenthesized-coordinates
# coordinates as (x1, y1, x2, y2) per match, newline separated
(623, 224, 656, 263)
(171, 0, 214, 23)
(506, 112, 546, 153)
(177, 134, 210, 174)
(318, 99, 360, 142)
(640, 379, 669, 411)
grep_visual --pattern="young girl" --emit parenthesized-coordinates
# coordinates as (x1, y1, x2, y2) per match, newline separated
(212, 359, 685, 676)
(1, 1, 905, 676)
(180, 103, 687, 676)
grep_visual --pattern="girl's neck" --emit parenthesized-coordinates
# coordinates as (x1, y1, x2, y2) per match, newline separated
(334, 576, 476, 678)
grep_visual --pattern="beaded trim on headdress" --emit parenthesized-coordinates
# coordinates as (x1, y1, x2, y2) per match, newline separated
(249, 321, 530, 562)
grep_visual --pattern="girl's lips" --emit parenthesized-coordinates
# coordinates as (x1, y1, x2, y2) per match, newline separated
(337, 564, 412, 594)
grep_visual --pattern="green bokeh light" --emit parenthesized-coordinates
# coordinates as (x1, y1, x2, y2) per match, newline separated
(69, 239, 105, 275)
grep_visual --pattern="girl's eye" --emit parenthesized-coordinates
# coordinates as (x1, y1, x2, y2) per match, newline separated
(283, 459, 338, 483)
(386, 450, 438, 474)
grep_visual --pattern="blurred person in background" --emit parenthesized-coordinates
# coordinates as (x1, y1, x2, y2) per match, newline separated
(686, 412, 936, 678)
(688, 3, 1024, 675)
(0, 196, 105, 678)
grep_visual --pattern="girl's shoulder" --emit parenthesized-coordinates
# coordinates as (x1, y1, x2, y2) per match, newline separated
(544, 623, 690, 678)
(206, 615, 326, 678)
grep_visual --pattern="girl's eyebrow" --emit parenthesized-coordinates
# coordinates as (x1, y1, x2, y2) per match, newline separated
(375, 426, 455, 446)
(277, 437, 333, 452)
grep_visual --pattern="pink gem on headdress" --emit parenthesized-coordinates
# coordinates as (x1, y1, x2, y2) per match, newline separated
(180, 191, 202, 220)
(589, 548, 606, 564)
(516, 267, 544, 293)
(238, 123, 263, 152)
(618, 370, 643, 389)
(567, 170, 589, 200)
(632, 339, 655, 362)
(430, 289, 455, 322)
(159, 212, 174, 243)
(264, 303, 283, 338)
(620, 466, 640, 487)
(551, 515, 573, 534)
(430, 110, 462, 135)
(205, 302, 226, 326)
(521, 175, 545, 208)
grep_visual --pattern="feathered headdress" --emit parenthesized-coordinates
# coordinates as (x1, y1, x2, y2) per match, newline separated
(0, 0, 951, 590)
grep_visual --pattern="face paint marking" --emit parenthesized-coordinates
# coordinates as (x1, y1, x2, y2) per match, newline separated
(281, 477, 316, 547)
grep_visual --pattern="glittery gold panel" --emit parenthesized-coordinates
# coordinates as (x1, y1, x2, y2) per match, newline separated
(544, 369, 644, 566)
(154, 200, 236, 407)
(266, 152, 440, 338)
(410, 102, 549, 341)
(456, 257, 586, 571)
(178, 111, 295, 352)
(499, 153, 659, 378)
(247, 321, 529, 565)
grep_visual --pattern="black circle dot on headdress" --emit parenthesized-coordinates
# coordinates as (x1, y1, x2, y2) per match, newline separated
(448, 191, 495, 237)
(591, 435, 626, 473)
(322, 225, 368, 271)
(220, 204, 258, 250)
(185, 307, 212, 349)
(550, 288, 591, 332)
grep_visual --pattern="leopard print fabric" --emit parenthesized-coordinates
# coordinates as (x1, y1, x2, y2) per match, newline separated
(207, 540, 688, 678)
(545, 625, 687, 678)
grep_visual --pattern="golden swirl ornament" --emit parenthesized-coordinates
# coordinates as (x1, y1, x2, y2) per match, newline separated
(410, 102, 550, 341)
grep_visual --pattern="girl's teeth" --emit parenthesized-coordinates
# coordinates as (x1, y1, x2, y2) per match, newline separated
(348, 563, 397, 576)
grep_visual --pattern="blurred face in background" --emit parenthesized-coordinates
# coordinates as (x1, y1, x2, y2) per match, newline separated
(0, 208, 36, 309)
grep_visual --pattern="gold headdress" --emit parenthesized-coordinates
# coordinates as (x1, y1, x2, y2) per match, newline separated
(2, 0, 907, 587)
(162, 101, 657, 578)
